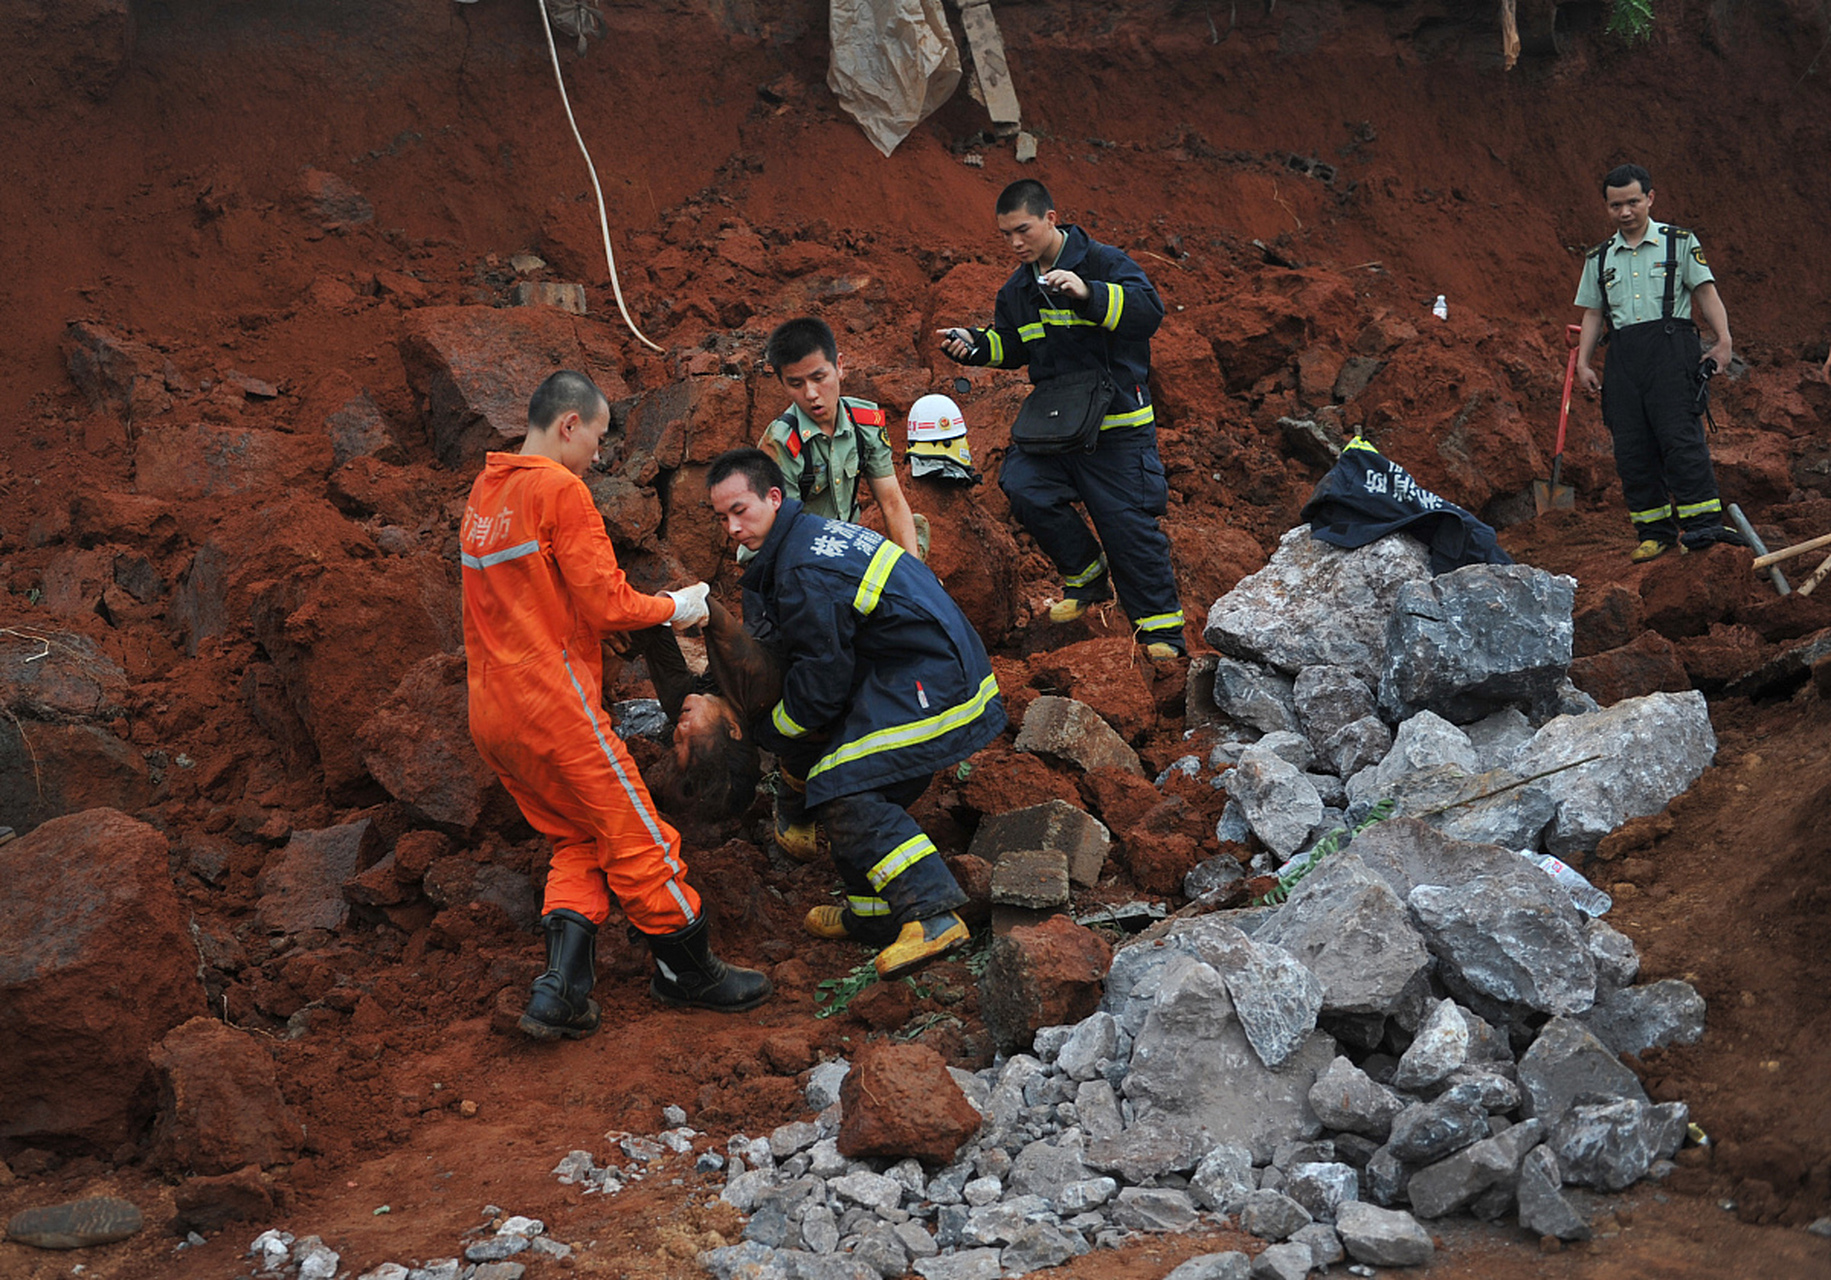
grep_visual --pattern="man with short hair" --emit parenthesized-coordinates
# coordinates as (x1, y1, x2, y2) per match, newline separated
(700, 447, 1003, 979)
(936, 179, 1186, 658)
(1574, 163, 1742, 561)
(761, 316, 923, 558)
(462, 371, 771, 1038)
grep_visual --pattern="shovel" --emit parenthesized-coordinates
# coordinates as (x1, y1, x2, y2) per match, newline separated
(1533, 323, 1583, 515)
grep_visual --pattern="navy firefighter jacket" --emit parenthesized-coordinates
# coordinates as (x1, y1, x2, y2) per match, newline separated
(741, 499, 1006, 807)
(963, 224, 1165, 431)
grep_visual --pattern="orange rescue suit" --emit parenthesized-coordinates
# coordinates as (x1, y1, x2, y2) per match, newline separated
(461, 452, 700, 934)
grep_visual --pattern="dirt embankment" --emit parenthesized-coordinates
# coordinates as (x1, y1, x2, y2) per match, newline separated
(1, 2, 1830, 1279)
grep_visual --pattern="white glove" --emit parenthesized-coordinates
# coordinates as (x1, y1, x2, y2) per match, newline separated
(665, 582, 711, 628)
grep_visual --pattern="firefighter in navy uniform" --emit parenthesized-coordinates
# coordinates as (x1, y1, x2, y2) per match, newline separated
(704, 448, 1005, 980)
(1574, 163, 1743, 562)
(935, 179, 1186, 659)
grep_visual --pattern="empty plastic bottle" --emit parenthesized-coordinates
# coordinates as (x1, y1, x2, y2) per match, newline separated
(1522, 851, 1612, 917)
(1431, 294, 1449, 320)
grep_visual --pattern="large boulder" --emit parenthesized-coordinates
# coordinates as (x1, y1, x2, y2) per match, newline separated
(249, 554, 461, 797)
(1203, 525, 1431, 684)
(1120, 954, 1336, 1164)
(0, 811, 203, 1150)
(1509, 691, 1716, 858)
(149, 1018, 306, 1175)
(1407, 867, 1597, 1017)
(1013, 696, 1143, 776)
(358, 653, 506, 829)
(1378, 564, 1576, 723)
(1254, 853, 1431, 1017)
(400, 305, 630, 468)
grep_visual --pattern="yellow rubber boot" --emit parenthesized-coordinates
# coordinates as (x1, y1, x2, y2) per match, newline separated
(874, 912, 970, 980)
(804, 905, 851, 940)
(1048, 598, 1090, 624)
(1631, 539, 1672, 563)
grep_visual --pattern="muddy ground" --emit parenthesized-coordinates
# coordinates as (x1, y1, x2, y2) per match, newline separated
(1, 1, 1829, 1277)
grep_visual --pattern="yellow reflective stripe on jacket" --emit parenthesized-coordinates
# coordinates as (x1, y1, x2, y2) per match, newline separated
(1630, 503, 1675, 524)
(853, 541, 904, 616)
(1039, 308, 1097, 329)
(868, 833, 938, 892)
(772, 701, 809, 739)
(1676, 498, 1722, 518)
(1101, 404, 1155, 429)
(1100, 282, 1124, 331)
(986, 330, 1006, 366)
(1133, 610, 1185, 633)
(1344, 436, 1378, 454)
(807, 673, 1001, 783)
(1065, 556, 1107, 588)
(1017, 323, 1046, 343)
(848, 894, 892, 917)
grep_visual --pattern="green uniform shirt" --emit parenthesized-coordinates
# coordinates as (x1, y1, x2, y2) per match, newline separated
(758, 396, 895, 524)
(1574, 221, 1715, 327)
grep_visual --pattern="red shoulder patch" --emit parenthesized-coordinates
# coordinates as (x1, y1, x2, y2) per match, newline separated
(782, 430, 803, 458)
(849, 406, 887, 427)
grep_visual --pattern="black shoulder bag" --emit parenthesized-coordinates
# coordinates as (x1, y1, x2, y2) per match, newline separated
(1009, 281, 1117, 455)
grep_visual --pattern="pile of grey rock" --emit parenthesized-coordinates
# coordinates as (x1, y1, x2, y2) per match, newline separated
(247, 1209, 572, 1280)
(699, 818, 1702, 1280)
(1193, 528, 1715, 875)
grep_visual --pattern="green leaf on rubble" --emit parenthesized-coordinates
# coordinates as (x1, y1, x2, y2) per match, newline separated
(814, 959, 880, 1019)
(1608, 0, 1656, 43)
(1252, 797, 1398, 907)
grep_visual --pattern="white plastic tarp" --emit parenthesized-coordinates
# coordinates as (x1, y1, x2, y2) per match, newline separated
(828, 0, 962, 157)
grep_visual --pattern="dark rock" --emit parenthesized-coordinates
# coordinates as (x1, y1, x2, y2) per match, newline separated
(149, 1017, 305, 1175)
(171, 1164, 274, 1232)
(402, 306, 630, 468)
(966, 799, 1112, 889)
(358, 653, 505, 829)
(1378, 564, 1576, 723)
(256, 820, 383, 935)
(4, 1195, 143, 1249)
(0, 811, 203, 1150)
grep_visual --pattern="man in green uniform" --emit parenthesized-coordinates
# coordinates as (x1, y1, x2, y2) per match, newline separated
(1574, 163, 1741, 561)
(754, 317, 925, 861)
(758, 317, 924, 557)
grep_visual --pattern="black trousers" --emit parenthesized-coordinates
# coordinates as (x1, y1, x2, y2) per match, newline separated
(999, 425, 1185, 647)
(1599, 320, 1724, 541)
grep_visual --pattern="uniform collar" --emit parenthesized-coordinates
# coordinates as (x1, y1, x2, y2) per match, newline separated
(1610, 221, 1666, 254)
(787, 399, 855, 441)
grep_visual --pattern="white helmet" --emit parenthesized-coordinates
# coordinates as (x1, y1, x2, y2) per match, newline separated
(907, 394, 968, 444)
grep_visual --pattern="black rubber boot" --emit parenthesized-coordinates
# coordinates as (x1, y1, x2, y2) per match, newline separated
(520, 909, 602, 1041)
(646, 915, 773, 1012)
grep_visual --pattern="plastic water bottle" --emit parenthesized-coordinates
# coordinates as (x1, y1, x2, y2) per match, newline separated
(1431, 294, 1449, 321)
(1523, 852, 1612, 917)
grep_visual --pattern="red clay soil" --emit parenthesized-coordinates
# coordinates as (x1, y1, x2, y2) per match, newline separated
(3, 2, 1831, 1278)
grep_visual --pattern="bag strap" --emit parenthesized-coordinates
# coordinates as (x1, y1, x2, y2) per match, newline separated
(1595, 243, 1614, 340)
(1662, 226, 1679, 321)
(781, 409, 865, 523)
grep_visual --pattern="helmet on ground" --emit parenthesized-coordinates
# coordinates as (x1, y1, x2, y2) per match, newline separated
(905, 394, 976, 483)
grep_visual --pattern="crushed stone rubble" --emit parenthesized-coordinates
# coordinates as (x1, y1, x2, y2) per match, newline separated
(243, 1208, 573, 1280)
(684, 539, 1712, 1279)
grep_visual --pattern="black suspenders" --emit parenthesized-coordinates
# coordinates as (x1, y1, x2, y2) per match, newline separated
(1597, 225, 1684, 335)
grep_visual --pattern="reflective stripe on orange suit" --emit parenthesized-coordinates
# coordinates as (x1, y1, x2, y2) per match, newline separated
(461, 452, 700, 933)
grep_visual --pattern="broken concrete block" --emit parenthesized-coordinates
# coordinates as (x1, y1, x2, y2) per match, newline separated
(1014, 696, 1143, 776)
(990, 848, 1071, 909)
(966, 799, 1112, 888)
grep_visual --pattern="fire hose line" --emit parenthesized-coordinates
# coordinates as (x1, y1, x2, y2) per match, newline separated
(536, 0, 663, 353)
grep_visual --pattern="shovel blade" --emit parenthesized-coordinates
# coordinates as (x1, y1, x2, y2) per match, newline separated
(1532, 477, 1575, 514)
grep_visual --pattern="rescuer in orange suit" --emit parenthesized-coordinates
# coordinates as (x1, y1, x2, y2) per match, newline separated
(461, 370, 772, 1039)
